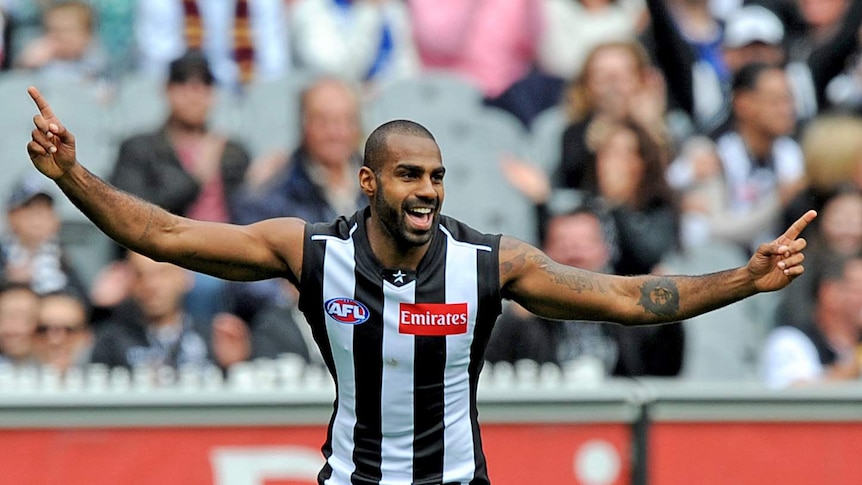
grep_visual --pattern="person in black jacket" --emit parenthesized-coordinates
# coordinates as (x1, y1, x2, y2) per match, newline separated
(108, 49, 250, 224)
(105, 49, 251, 325)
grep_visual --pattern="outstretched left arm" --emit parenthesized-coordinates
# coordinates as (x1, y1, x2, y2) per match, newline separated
(500, 210, 817, 326)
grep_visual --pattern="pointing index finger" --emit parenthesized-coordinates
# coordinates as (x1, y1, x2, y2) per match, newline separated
(27, 86, 56, 121)
(782, 210, 817, 241)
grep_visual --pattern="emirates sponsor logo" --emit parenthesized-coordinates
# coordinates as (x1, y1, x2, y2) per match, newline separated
(398, 303, 468, 336)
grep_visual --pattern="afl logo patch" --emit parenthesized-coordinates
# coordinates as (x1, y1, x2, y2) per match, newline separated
(325, 298, 370, 325)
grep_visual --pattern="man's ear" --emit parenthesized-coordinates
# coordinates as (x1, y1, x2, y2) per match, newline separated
(359, 166, 376, 197)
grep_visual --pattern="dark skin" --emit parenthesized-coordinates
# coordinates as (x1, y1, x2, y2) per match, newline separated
(27, 86, 816, 327)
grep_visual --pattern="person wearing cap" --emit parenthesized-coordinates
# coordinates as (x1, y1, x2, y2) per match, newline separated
(104, 49, 251, 326)
(644, 2, 797, 132)
(1, 173, 86, 297)
(721, 5, 786, 74)
(109, 49, 250, 224)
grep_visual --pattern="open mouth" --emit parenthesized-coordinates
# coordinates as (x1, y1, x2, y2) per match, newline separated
(405, 206, 434, 231)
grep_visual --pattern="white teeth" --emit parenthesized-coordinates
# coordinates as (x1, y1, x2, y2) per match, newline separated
(412, 208, 432, 214)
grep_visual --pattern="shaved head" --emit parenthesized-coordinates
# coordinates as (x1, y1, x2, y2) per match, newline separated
(363, 120, 437, 173)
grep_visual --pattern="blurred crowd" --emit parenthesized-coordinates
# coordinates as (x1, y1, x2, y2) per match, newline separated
(1, 0, 862, 390)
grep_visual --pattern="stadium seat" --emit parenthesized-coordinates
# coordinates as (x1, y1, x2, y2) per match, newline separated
(362, 71, 484, 132)
(0, 72, 46, 229)
(529, 105, 568, 174)
(434, 112, 537, 244)
(107, 73, 167, 142)
(236, 70, 319, 158)
(659, 242, 765, 381)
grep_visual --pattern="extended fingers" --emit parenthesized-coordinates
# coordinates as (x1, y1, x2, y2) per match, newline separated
(28, 86, 57, 119)
(781, 210, 817, 240)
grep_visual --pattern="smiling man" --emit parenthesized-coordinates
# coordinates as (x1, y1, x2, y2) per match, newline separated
(26, 87, 815, 485)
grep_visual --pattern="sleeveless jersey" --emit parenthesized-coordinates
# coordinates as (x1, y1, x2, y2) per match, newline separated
(299, 208, 502, 485)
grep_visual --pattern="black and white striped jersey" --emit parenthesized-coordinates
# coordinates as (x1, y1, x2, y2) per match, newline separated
(299, 208, 502, 485)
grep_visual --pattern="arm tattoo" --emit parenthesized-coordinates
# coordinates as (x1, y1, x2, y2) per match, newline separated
(532, 254, 608, 294)
(499, 237, 528, 278)
(638, 277, 680, 317)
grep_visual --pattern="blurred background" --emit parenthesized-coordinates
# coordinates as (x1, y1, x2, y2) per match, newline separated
(1, 0, 862, 483)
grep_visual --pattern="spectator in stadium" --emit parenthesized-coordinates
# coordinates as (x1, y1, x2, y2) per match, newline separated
(15, 1, 110, 86)
(588, 118, 680, 276)
(645, 0, 862, 132)
(213, 280, 318, 368)
(0, 282, 40, 369)
(32, 289, 93, 374)
(774, 185, 862, 330)
(135, 0, 290, 91)
(409, 0, 554, 126)
(90, 250, 307, 373)
(732, 0, 862, 121)
(537, 0, 647, 81)
(505, 116, 679, 275)
(235, 76, 365, 225)
(289, 0, 419, 93)
(643, 1, 785, 132)
(231, 76, 367, 318)
(709, 63, 806, 254)
(1, 173, 86, 297)
(89, 251, 211, 372)
(486, 204, 620, 368)
(109, 50, 251, 223)
(762, 254, 862, 388)
(107, 50, 251, 325)
(486, 203, 684, 377)
(783, 114, 862, 237)
(555, 41, 669, 192)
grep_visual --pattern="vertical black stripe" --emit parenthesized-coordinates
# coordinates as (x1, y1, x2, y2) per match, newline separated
(299, 233, 337, 484)
(412, 241, 449, 484)
(468, 236, 502, 485)
(350, 265, 385, 484)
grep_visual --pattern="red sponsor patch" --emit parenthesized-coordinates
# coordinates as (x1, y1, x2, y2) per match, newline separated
(398, 303, 468, 336)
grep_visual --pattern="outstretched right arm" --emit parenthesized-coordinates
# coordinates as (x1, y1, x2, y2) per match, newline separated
(26, 87, 304, 282)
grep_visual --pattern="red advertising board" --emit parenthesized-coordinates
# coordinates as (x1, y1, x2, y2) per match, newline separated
(0, 423, 631, 485)
(650, 422, 862, 485)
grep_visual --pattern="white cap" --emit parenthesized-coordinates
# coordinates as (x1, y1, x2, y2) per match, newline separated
(723, 5, 785, 49)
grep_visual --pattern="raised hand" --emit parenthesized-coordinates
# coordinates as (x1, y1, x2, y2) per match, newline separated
(747, 210, 817, 292)
(26, 86, 77, 180)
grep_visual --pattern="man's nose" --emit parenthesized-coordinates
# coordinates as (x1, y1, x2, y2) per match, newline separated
(415, 175, 437, 198)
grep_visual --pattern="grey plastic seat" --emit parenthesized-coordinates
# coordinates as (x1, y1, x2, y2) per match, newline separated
(529, 105, 567, 174)
(236, 70, 319, 158)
